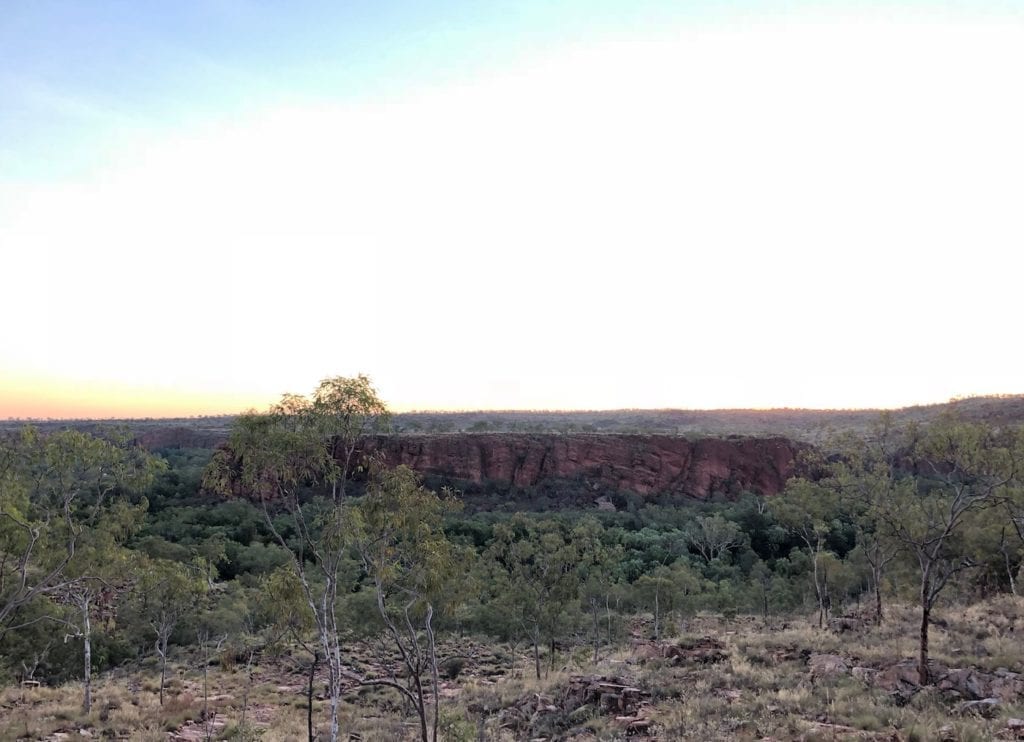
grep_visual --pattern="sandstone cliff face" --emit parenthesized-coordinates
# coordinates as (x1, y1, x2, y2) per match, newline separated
(361, 434, 802, 500)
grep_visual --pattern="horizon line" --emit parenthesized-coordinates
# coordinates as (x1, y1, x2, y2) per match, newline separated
(4, 393, 1021, 423)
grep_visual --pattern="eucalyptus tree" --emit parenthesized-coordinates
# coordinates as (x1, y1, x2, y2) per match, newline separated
(485, 516, 581, 679)
(132, 558, 207, 706)
(749, 560, 773, 621)
(572, 517, 622, 663)
(818, 418, 909, 623)
(203, 374, 389, 742)
(59, 499, 146, 712)
(684, 515, 743, 564)
(348, 464, 461, 742)
(996, 429, 1024, 593)
(0, 426, 161, 639)
(770, 476, 841, 628)
(634, 561, 701, 640)
(634, 566, 672, 641)
(877, 418, 1020, 684)
(262, 567, 319, 742)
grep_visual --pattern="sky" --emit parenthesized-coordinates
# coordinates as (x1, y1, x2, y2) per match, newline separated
(2, 1, 1023, 418)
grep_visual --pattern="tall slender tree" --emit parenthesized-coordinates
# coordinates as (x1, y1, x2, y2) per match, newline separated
(133, 558, 206, 706)
(771, 477, 840, 628)
(822, 419, 908, 624)
(349, 465, 460, 742)
(878, 419, 1019, 684)
(59, 499, 146, 712)
(203, 374, 388, 742)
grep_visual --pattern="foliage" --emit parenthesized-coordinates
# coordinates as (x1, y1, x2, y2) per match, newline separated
(4, 401, 1024, 737)
(0, 426, 162, 637)
(202, 374, 389, 742)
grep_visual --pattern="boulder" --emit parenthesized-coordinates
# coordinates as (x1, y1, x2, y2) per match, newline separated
(958, 697, 1001, 718)
(828, 616, 866, 634)
(808, 654, 850, 680)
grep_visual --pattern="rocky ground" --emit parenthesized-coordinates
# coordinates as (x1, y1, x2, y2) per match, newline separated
(3, 598, 1024, 740)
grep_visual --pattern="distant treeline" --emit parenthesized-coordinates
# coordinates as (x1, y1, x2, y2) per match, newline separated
(4, 394, 1024, 443)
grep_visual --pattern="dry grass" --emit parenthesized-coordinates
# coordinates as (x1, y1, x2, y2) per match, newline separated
(2, 599, 1024, 740)
(640, 599, 1024, 740)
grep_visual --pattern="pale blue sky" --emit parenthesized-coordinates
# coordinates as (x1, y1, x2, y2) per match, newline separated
(4, 0, 1018, 179)
(3, 0, 672, 178)
(2, 1, 1023, 416)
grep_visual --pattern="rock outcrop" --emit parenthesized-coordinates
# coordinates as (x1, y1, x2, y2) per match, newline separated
(360, 433, 802, 500)
(497, 675, 652, 738)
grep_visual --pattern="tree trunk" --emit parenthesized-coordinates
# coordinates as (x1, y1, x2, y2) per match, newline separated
(414, 672, 429, 742)
(533, 634, 541, 680)
(307, 651, 318, 742)
(812, 551, 824, 629)
(318, 581, 341, 742)
(202, 641, 210, 742)
(918, 601, 931, 685)
(653, 588, 660, 641)
(917, 563, 936, 686)
(427, 605, 440, 742)
(873, 566, 884, 625)
(591, 600, 600, 664)
(82, 598, 92, 713)
(1001, 538, 1018, 596)
(605, 593, 613, 647)
(822, 567, 831, 624)
(240, 650, 254, 732)
(157, 632, 168, 707)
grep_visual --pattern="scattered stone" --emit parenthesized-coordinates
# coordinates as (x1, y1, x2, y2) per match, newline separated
(622, 717, 653, 736)
(851, 666, 877, 683)
(958, 697, 1001, 718)
(800, 720, 884, 740)
(635, 636, 727, 665)
(170, 714, 229, 741)
(808, 654, 850, 680)
(498, 674, 652, 738)
(766, 645, 812, 664)
(871, 660, 922, 703)
(668, 637, 728, 665)
(717, 688, 742, 703)
(828, 616, 866, 633)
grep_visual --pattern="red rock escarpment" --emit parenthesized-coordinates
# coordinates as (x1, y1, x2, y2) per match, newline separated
(361, 434, 802, 500)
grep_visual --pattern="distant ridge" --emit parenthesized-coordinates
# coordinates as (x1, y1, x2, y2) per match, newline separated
(3, 395, 1022, 445)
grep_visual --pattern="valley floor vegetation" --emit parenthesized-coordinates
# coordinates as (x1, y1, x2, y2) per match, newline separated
(2, 376, 1024, 741)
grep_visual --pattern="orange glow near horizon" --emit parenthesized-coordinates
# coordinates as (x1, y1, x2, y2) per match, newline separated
(2, 369, 1019, 420)
(0, 373, 271, 420)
